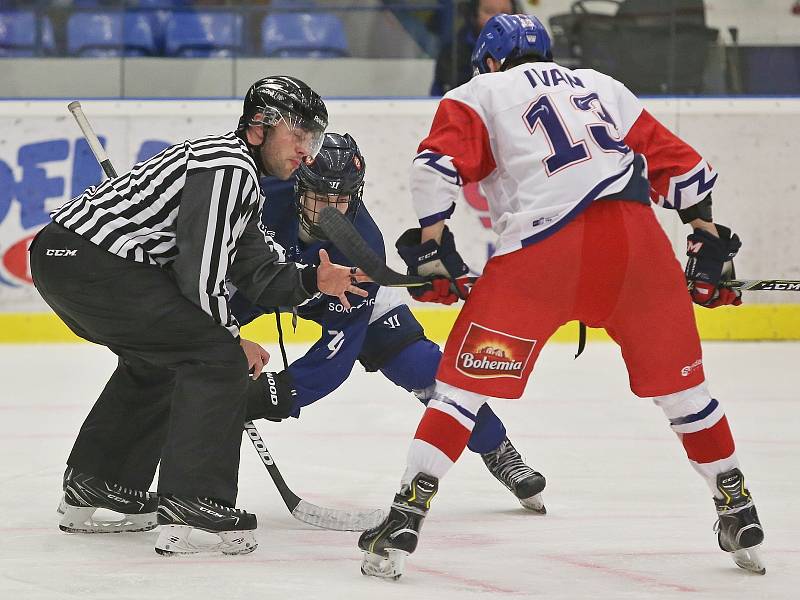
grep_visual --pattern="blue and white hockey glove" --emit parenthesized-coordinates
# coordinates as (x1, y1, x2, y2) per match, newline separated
(685, 224, 742, 308)
(396, 226, 471, 305)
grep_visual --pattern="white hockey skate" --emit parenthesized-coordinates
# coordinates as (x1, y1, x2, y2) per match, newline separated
(58, 497, 157, 534)
(714, 468, 766, 575)
(155, 525, 257, 556)
(155, 495, 258, 556)
(58, 468, 158, 533)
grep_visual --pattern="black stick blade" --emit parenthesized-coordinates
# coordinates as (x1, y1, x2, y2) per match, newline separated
(318, 206, 429, 288)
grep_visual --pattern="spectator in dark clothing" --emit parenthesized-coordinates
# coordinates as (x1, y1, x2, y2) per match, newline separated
(430, 0, 519, 95)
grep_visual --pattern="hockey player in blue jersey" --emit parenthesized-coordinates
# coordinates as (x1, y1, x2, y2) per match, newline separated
(230, 132, 547, 511)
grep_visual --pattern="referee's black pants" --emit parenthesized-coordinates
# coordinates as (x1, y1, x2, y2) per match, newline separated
(30, 223, 259, 506)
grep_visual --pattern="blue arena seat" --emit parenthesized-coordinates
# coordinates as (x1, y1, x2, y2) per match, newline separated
(71, 0, 192, 6)
(262, 12, 348, 58)
(165, 11, 243, 57)
(67, 12, 156, 57)
(271, 0, 318, 7)
(130, 0, 194, 7)
(0, 11, 55, 57)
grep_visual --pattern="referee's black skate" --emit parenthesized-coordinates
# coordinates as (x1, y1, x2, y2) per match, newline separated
(714, 468, 765, 575)
(481, 437, 547, 513)
(155, 495, 257, 556)
(358, 472, 438, 580)
(57, 467, 158, 533)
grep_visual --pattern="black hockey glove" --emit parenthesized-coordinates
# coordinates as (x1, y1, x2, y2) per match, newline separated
(247, 370, 297, 422)
(396, 226, 471, 305)
(685, 224, 742, 308)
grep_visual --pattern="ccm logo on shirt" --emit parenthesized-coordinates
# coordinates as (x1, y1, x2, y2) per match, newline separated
(45, 248, 77, 257)
(456, 323, 536, 379)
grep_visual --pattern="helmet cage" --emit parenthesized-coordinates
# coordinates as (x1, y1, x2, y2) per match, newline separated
(295, 183, 364, 241)
(293, 132, 366, 241)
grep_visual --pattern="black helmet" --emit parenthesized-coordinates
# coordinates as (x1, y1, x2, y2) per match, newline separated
(295, 132, 366, 241)
(239, 75, 328, 157)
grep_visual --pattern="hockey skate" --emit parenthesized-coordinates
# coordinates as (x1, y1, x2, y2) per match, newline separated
(155, 495, 257, 556)
(714, 468, 765, 575)
(481, 438, 547, 513)
(358, 472, 438, 580)
(57, 467, 158, 533)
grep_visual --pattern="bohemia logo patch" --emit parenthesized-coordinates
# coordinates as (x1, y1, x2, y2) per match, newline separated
(456, 323, 537, 379)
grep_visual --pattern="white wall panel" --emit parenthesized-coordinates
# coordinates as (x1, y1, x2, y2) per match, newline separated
(0, 98, 797, 312)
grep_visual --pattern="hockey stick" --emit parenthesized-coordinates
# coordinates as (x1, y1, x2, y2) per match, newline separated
(319, 206, 429, 287)
(67, 101, 385, 532)
(722, 280, 800, 292)
(68, 101, 118, 179)
(243, 422, 384, 531)
(320, 206, 796, 293)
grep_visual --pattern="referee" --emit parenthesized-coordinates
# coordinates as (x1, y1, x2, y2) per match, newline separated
(30, 76, 368, 555)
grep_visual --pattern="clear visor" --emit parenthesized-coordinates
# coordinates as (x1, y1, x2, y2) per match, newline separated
(251, 108, 325, 157)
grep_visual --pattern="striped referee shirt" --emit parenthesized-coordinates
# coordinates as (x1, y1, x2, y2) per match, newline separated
(52, 132, 315, 338)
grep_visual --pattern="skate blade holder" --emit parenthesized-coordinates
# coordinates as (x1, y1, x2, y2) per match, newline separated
(360, 549, 409, 580)
(731, 545, 766, 575)
(519, 493, 546, 514)
(58, 502, 157, 534)
(155, 524, 257, 556)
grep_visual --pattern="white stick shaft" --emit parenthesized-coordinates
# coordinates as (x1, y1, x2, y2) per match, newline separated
(67, 101, 117, 178)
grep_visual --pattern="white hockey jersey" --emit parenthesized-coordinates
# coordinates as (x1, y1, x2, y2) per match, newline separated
(411, 62, 717, 256)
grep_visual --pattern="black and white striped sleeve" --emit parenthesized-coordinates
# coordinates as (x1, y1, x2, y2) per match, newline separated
(228, 217, 318, 310)
(171, 165, 255, 338)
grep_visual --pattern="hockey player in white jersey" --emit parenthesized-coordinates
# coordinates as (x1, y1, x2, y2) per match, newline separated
(358, 13, 764, 578)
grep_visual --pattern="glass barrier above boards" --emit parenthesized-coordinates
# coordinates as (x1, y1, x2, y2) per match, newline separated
(0, 0, 797, 97)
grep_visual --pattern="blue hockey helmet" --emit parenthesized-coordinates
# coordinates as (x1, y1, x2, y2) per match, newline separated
(471, 14, 552, 76)
(295, 132, 366, 241)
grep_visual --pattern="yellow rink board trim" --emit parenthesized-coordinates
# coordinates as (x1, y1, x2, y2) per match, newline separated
(1, 304, 799, 343)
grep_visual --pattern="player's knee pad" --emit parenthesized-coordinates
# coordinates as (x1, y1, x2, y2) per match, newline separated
(382, 338, 441, 395)
(653, 382, 725, 434)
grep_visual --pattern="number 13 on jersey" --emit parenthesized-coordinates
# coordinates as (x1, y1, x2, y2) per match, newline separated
(523, 92, 630, 176)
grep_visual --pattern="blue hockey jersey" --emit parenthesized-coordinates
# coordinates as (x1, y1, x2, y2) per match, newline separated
(230, 177, 387, 409)
(229, 178, 508, 455)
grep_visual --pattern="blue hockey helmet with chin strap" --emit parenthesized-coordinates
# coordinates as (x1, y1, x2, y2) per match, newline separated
(471, 13, 552, 76)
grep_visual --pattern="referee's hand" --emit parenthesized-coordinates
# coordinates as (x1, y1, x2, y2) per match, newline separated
(316, 249, 371, 310)
(240, 338, 270, 379)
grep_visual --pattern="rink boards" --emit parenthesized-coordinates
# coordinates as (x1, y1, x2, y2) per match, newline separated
(1, 304, 798, 343)
(0, 98, 798, 341)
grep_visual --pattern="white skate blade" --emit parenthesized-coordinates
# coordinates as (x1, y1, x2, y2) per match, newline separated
(731, 545, 766, 575)
(360, 549, 408, 580)
(155, 525, 257, 556)
(519, 493, 546, 514)
(58, 503, 157, 533)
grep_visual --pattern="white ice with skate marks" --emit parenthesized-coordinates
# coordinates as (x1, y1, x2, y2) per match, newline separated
(0, 341, 798, 599)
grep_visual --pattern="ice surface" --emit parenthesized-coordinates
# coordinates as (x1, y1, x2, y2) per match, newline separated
(1, 341, 798, 599)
